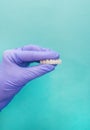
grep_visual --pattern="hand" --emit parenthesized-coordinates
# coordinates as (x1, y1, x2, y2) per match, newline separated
(0, 44, 59, 110)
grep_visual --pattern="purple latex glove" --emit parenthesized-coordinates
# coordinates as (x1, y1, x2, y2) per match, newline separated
(0, 45, 59, 111)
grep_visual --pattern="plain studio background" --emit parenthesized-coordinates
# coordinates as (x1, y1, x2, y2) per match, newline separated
(0, 0, 90, 130)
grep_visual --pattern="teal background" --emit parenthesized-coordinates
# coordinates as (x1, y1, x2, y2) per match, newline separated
(0, 0, 90, 130)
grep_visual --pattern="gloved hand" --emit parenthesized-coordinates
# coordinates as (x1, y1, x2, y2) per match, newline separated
(0, 44, 59, 111)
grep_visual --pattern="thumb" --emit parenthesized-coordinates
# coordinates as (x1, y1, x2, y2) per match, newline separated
(22, 64, 55, 82)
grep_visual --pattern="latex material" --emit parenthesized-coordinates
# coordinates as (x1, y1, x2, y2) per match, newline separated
(0, 45, 59, 110)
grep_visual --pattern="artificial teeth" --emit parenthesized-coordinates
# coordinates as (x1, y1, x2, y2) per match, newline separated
(40, 59, 62, 64)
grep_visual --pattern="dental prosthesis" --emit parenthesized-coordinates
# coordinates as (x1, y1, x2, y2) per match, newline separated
(40, 59, 62, 65)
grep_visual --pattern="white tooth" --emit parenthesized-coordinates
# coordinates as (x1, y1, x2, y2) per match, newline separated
(55, 60, 59, 64)
(58, 59, 62, 64)
(53, 59, 59, 64)
(40, 60, 43, 64)
(46, 60, 50, 64)
(53, 60, 57, 64)
(52, 61, 55, 64)
(41, 60, 46, 64)
(43, 60, 46, 64)
(55, 60, 58, 64)
(49, 59, 52, 62)
(49, 59, 53, 64)
(49, 60, 52, 64)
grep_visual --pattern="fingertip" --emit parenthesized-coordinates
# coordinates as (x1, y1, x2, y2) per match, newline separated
(55, 52, 60, 59)
(41, 64, 55, 71)
(46, 51, 60, 59)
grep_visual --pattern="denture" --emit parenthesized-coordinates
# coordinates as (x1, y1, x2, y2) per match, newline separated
(40, 59, 62, 64)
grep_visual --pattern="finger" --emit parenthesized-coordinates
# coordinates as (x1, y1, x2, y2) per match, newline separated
(16, 44, 50, 51)
(23, 64, 55, 81)
(15, 50, 60, 62)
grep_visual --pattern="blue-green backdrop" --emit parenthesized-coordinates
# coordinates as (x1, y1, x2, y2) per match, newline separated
(0, 0, 89, 130)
